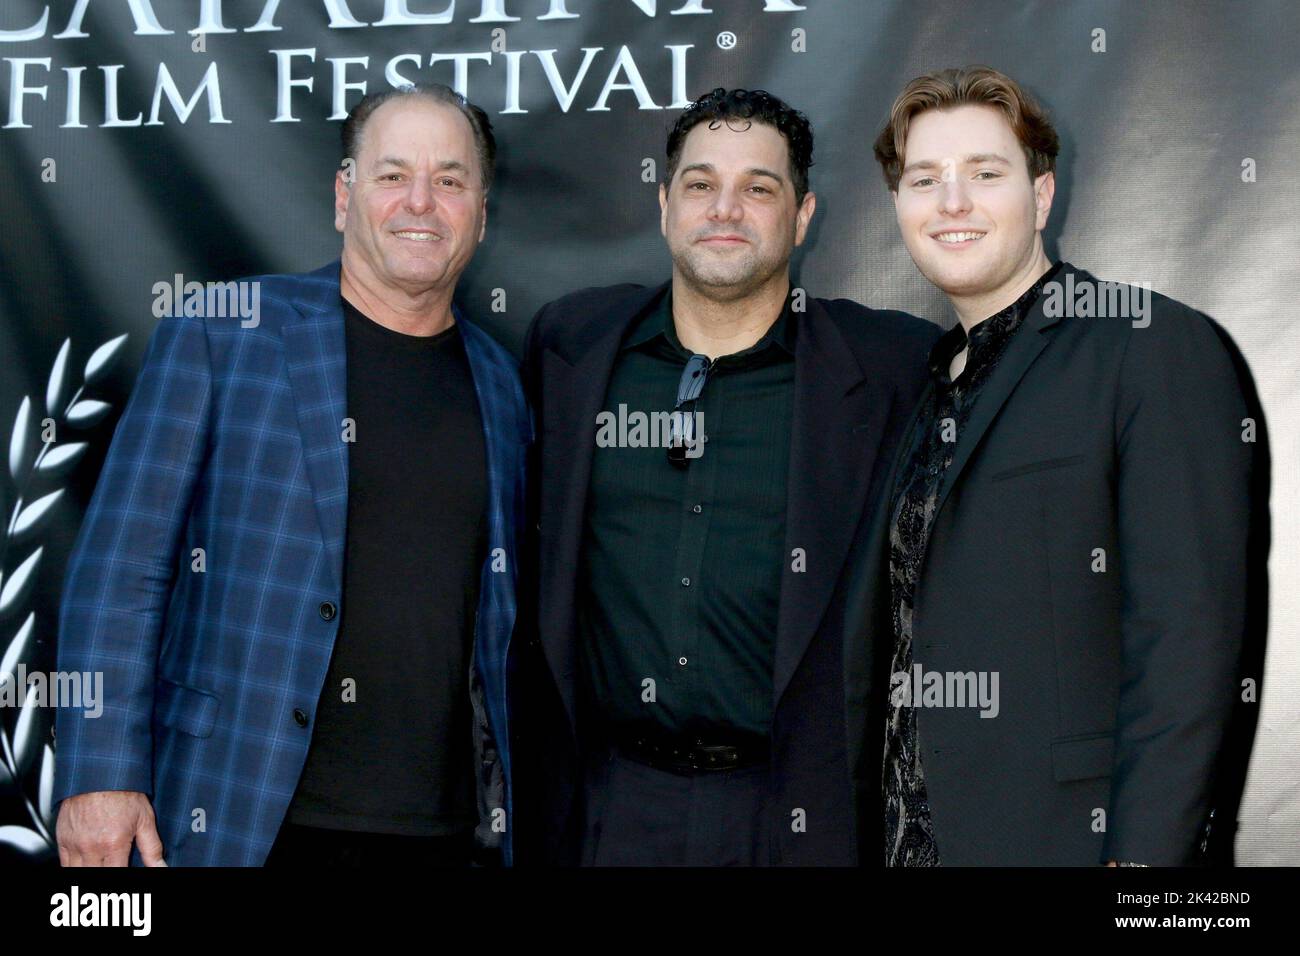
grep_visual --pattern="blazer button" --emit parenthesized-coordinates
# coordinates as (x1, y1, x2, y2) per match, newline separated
(293, 708, 309, 727)
(319, 601, 337, 621)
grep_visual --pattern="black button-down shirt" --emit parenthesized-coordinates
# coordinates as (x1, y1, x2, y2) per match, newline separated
(577, 287, 797, 741)
(883, 261, 1064, 866)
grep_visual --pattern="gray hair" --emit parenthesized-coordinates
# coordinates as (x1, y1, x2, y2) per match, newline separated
(340, 83, 496, 193)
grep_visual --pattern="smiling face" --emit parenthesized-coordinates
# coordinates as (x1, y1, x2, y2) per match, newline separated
(892, 104, 1053, 304)
(334, 97, 487, 299)
(659, 120, 815, 300)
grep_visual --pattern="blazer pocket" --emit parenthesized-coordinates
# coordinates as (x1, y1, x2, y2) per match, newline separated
(1051, 731, 1115, 782)
(990, 454, 1085, 482)
(154, 676, 220, 738)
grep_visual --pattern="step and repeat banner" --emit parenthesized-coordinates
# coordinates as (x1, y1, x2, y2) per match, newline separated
(1, 0, 1296, 866)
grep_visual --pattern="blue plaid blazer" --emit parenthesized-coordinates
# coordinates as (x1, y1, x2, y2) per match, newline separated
(53, 261, 529, 866)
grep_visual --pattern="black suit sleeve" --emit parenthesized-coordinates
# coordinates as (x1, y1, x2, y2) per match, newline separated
(1103, 303, 1254, 865)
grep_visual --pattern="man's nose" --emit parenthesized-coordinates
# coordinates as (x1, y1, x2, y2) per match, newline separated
(405, 174, 435, 215)
(707, 183, 745, 222)
(938, 177, 972, 216)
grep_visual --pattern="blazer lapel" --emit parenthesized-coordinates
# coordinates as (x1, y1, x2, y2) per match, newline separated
(772, 296, 894, 707)
(930, 293, 1063, 520)
(283, 264, 349, 594)
(540, 282, 668, 735)
(458, 307, 522, 608)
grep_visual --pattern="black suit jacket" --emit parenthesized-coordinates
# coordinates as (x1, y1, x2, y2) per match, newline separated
(843, 261, 1263, 866)
(512, 280, 939, 865)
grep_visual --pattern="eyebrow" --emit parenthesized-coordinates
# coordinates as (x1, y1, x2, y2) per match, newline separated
(374, 156, 471, 175)
(678, 162, 787, 185)
(900, 153, 1013, 176)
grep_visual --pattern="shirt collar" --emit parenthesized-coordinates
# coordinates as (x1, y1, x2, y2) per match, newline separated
(623, 285, 798, 362)
(928, 260, 1065, 382)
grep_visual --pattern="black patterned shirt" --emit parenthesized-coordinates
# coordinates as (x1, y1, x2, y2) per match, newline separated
(883, 261, 1063, 866)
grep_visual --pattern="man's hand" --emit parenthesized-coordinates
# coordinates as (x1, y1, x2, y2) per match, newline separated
(56, 791, 167, 866)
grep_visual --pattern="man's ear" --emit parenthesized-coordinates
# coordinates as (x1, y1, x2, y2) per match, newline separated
(334, 170, 351, 233)
(659, 181, 668, 238)
(1033, 170, 1055, 231)
(794, 190, 816, 246)
(479, 193, 488, 243)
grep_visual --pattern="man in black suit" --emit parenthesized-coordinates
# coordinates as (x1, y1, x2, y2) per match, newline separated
(846, 65, 1263, 866)
(514, 88, 939, 865)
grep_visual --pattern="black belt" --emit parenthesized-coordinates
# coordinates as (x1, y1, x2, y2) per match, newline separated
(609, 729, 771, 773)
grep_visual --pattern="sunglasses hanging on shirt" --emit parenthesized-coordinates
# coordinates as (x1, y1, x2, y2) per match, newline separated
(667, 353, 710, 469)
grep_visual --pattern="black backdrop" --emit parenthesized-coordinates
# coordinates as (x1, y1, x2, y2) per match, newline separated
(1, 0, 1295, 866)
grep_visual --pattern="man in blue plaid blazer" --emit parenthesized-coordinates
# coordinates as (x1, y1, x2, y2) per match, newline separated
(52, 84, 528, 866)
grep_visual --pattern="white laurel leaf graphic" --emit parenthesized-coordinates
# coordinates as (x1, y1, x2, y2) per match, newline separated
(8, 397, 32, 484)
(1, 612, 35, 686)
(46, 339, 71, 419)
(65, 400, 112, 428)
(36, 443, 87, 477)
(0, 826, 46, 854)
(11, 685, 38, 775)
(0, 548, 42, 617)
(83, 334, 128, 386)
(1, 333, 126, 852)
(39, 744, 55, 831)
(12, 490, 64, 543)
(0, 611, 36, 780)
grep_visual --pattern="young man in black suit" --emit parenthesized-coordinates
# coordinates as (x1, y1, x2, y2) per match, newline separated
(847, 65, 1264, 866)
(515, 88, 940, 865)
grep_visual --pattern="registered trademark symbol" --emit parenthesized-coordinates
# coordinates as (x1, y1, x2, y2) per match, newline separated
(716, 31, 737, 50)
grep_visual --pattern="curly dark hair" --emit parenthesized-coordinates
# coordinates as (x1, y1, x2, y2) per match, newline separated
(665, 88, 814, 206)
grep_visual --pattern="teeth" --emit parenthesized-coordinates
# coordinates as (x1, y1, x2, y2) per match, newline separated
(935, 231, 985, 243)
(395, 231, 440, 241)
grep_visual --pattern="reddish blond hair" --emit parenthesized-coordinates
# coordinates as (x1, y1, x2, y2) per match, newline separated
(874, 66, 1059, 191)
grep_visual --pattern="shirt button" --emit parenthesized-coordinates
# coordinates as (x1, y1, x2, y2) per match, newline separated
(692, 504, 702, 514)
(293, 708, 309, 727)
(319, 601, 337, 621)
(679, 657, 688, 666)
(681, 577, 691, 587)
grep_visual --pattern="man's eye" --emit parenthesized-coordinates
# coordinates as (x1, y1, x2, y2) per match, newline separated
(912, 177, 937, 187)
(381, 174, 403, 182)
(688, 181, 710, 190)
(748, 185, 770, 194)
(975, 171, 1001, 180)
(439, 178, 460, 187)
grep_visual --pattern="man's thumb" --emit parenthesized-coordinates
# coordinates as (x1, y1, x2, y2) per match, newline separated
(136, 817, 168, 867)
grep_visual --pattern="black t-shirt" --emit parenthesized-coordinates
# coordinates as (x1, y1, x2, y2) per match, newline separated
(285, 297, 488, 836)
